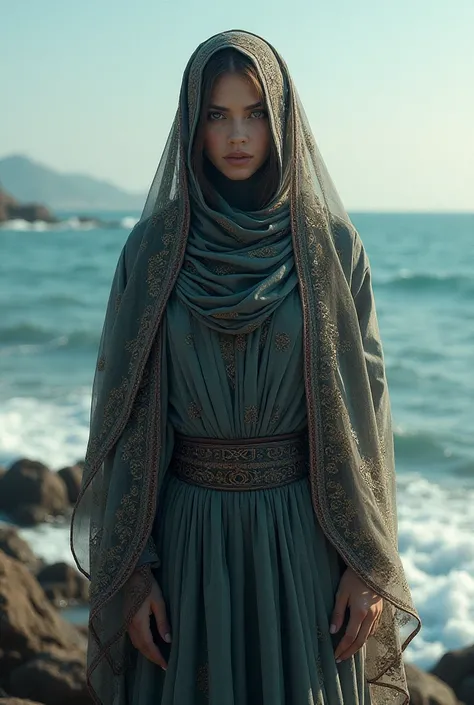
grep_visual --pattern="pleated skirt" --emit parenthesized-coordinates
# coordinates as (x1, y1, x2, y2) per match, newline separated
(126, 453, 371, 704)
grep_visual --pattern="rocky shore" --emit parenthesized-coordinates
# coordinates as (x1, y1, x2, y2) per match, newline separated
(0, 186, 57, 225)
(0, 455, 473, 705)
(0, 184, 124, 229)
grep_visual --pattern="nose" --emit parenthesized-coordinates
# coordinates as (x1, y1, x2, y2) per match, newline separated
(228, 121, 249, 145)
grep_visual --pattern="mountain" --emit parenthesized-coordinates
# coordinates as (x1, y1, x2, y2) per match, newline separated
(0, 155, 146, 211)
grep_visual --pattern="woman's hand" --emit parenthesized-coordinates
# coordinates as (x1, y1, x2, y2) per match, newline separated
(127, 570, 172, 670)
(330, 567, 383, 663)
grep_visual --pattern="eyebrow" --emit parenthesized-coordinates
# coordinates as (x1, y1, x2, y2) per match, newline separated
(208, 101, 264, 112)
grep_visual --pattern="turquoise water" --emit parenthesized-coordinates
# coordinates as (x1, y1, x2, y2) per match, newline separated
(0, 211, 473, 666)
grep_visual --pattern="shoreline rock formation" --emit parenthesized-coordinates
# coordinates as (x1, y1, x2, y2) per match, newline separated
(0, 184, 126, 229)
(0, 186, 57, 225)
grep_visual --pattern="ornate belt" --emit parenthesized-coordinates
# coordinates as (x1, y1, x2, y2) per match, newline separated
(171, 431, 309, 490)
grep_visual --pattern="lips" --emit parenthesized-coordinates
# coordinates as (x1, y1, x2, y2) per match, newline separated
(224, 153, 254, 167)
(225, 152, 253, 160)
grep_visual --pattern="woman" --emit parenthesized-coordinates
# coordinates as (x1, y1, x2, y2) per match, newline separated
(71, 29, 420, 705)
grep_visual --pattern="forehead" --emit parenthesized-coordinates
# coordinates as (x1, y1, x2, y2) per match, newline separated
(210, 73, 262, 103)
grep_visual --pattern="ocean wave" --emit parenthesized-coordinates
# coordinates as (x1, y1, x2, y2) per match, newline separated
(380, 270, 474, 295)
(393, 427, 474, 475)
(394, 429, 450, 461)
(0, 394, 90, 470)
(0, 216, 138, 232)
(0, 323, 100, 350)
(397, 473, 474, 668)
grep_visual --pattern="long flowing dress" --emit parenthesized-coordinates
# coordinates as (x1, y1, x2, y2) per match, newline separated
(125, 286, 371, 705)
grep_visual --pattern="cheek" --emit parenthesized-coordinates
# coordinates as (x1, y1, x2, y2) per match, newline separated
(204, 127, 224, 157)
(254, 122, 271, 155)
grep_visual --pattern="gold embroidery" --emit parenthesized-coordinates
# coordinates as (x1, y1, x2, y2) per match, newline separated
(218, 333, 235, 389)
(187, 401, 202, 419)
(115, 294, 122, 312)
(274, 332, 291, 351)
(212, 262, 234, 275)
(124, 304, 155, 374)
(269, 405, 281, 429)
(183, 259, 198, 274)
(211, 311, 239, 319)
(244, 405, 259, 424)
(172, 432, 308, 490)
(315, 654, 325, 682)
(185, 333, 195, 347)
(196, 662, 209, 697)
(259, 316, 271, 350)
(97, 356, 106, 371)
(235, 334, 247, 353)
(249, 245, 278, 258)
(147, 251, 169, 298)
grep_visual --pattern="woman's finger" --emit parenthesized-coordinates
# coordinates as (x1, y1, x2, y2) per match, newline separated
(337, 612, 373, 662)
(330, 588, 349, 636)
(334, 607, 366, 662)
(151, 590, 172, 644)
(129, 622, 168, 670)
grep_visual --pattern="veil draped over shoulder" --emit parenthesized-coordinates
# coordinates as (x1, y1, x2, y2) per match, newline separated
(71, 30, 420, 705)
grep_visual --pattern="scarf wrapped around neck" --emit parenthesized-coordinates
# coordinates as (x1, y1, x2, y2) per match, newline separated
(175, 173, 298, 333)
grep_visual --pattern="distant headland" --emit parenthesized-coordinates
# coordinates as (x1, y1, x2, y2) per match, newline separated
(0, 154, 146, 223)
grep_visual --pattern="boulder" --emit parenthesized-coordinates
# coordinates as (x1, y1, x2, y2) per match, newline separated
(432, 644, 474, 701)
(0, 551, 86, 679)
(458, 675, 474, 705)
(0, 695, 44, 705)
(37, 562, 89, 605)
(7, 203, 57, 223)
(0, 189, 17, 223)
(57, 464, 83, 505)
(0, 459, 69, 525)
(406, 662, 459, 705)
(8, 651, 92, 705)
(0, 186, 56, 224)
(0, 527, 41, 573)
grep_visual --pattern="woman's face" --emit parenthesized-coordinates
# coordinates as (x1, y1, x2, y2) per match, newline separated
(202, 72, 271, 181)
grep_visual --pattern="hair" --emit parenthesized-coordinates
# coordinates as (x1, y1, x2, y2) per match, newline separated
(190, 48, 279, 210)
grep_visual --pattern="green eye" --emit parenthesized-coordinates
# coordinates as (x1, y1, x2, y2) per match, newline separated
(250, 110, 267, 119)
(208, 111, 224, 121)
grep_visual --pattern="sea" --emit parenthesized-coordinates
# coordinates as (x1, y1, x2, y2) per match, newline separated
(0, 211, 473, 668)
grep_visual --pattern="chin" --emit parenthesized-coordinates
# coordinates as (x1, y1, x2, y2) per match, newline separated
(220, 164, 261, 181)
(224, 171, 256, 181)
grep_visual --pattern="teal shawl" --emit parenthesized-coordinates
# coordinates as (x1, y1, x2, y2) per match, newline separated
(176, 175, 297, 332)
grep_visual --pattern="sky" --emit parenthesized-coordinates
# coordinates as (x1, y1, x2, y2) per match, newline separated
(1, 0, 473, 211)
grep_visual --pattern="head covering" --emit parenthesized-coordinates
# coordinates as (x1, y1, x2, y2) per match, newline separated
(71, 30, 420, 705)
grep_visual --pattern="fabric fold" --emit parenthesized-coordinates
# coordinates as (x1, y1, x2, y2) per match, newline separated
(175, 193, 298, 333)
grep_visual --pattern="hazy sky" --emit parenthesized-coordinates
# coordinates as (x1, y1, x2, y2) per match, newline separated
(1, 0, 473, 210)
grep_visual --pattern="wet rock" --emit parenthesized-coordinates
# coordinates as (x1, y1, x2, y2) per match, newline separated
(8, 651, 92, 705)
(37, 562, 89, 606)
(57, 464, 83, 505)
(458, 674, 474, 705)
(0, 551, 86, 679)
(432, 644, 474, 702)
(0, 185, 56, 224)
(0, 527, 41, 573)
(0, 459, 69, 525)
(406, 662, 459, 705)
(0, 699, 46, 705)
